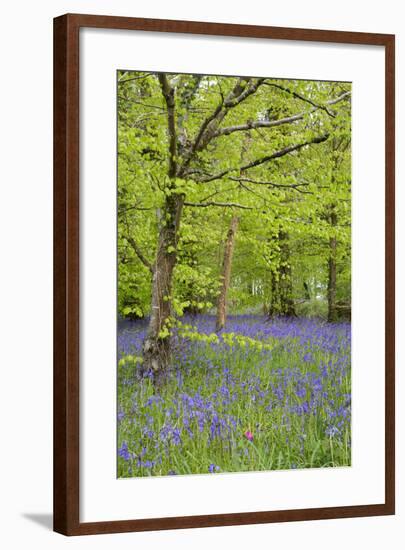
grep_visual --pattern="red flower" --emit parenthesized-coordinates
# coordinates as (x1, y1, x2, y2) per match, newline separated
(244, 430, 253, 441)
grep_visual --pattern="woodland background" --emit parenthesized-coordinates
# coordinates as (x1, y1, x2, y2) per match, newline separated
(118, 72, 351, 378)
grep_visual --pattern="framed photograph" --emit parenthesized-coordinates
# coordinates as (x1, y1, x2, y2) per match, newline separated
(53, 13, 395, 535)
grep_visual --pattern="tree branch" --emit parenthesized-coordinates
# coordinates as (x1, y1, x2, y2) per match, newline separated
(327, 91, 351, 105)
(237, 181, 282, 207)
(197, 133, 329, 183)
(184, 201, 252, 210)
(125, 236, 153, 273)
(158, 73, 177, 178)
(263, 82, 336, 116)
(213, 111, 309, 138)
(189, 78, 249, 150)
(118, 96, 166, 111)
(177, 75, 203, 153)
(213, 91, 351, 139)
(118, 72, 153, 84)
(199, 185, 240, 202)
(179, 77, 265, 174)
(228, 176, 312, 194)
(242, 132, 329, 170)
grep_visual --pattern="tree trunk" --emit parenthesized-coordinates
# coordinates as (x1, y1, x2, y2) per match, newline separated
(268, 230, 296, 317)
(303, 281, 311, 301)
(327, 209, 338, 322)
(141, 194, 184, 382)
(216, 216, 239, 331)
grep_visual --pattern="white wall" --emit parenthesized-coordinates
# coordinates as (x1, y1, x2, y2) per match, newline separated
(0, 1, 402, 548)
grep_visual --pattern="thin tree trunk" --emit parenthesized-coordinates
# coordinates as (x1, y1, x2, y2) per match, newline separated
(327, 209, 338, 322)
(216, 216, 239, 331)
(141, 194, 184, 382)
(303, 281, 311, 301)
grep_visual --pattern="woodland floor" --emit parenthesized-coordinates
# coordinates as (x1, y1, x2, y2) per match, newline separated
(117, 315, 351, 477)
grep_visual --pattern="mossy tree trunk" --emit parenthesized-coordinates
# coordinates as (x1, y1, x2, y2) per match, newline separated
(216, 216, 239, 331)
(268, 230, 296, 317)
(327, 208, 338, 322)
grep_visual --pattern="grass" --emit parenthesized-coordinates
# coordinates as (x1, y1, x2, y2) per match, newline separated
(117, 315, 351, 477)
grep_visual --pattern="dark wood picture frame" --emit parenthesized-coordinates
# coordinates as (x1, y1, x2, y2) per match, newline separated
(53, 13, 395, 536)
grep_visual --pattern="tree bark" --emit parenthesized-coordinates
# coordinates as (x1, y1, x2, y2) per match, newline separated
(268, 230, 296, 317)
(141, 194, 184, 382)
(216, 216, 239, 331)
(327, 209, 338, 322)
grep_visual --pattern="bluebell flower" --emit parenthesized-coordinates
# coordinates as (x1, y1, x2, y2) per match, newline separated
(326, 425, 340, 438)
(118, 441, 131, 461)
